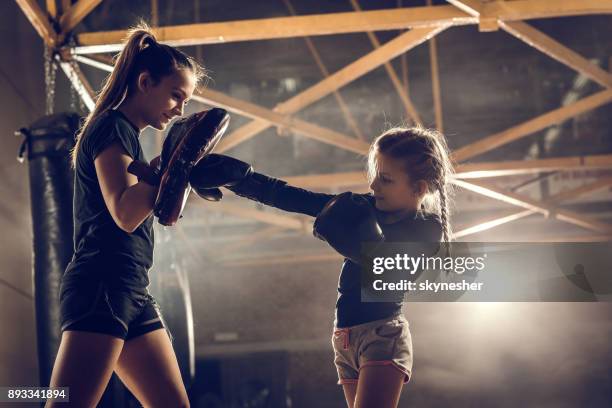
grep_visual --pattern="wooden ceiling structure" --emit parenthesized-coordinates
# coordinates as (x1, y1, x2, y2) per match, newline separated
(15, 0, 612, 266)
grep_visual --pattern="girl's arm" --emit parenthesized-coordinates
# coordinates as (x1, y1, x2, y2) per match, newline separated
(190, 154, 335, 217)
(95, 141, 158, 233)
(274, 184, 335, 217)
(231, 174, 334, 217)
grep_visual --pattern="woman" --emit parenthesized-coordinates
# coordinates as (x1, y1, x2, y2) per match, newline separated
(47, 24, 202, 408)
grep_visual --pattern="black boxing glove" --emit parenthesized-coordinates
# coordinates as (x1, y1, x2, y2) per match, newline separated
(189, 154, 286, 206)
(128, 158, 223, 201)
(313, 192, 385, 264)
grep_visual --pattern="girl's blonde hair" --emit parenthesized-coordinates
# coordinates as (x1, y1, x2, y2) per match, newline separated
(71, 22, 206, 166)
(367, 126, 455, 245)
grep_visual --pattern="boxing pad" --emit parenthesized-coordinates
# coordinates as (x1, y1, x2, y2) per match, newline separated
(152, 108, 229, 225)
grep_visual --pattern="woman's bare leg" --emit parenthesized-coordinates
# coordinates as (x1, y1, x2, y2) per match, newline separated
(114, 328, 189, 408)
(46, 331, 124, 408)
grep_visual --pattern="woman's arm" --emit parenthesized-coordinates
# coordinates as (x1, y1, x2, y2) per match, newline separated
(95, 141, 158, 233)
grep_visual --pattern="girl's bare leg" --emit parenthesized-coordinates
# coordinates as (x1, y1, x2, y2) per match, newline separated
(353, 365, 405, 408)
(342, 382, 358, 408)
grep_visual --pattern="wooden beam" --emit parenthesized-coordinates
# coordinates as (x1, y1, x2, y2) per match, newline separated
(273, 26, 446, 119)
(83, 53, 115, 66)
(543, 176, 612, 204)
(15, 0, 57, 46)
(452, 179, 549, 215)
(462, 230, 612, 242)
(350, 0, 422, 125)
(521, 234, 612, 242)
(72, 54, 114, 72)
(478, 17, 500, 32)
(459, 0, 612, 20)
(482, 0, 612, 21)
(192, 156, 612, 202)
(453, 179, 612, 233)
(189, 172, 612, 246)
(59, 0, 103, 33)
(73, 5, 471, 53)
(500, 21, 612, 88)
(192, 171, 612, 240)
(282, 0, 366, 140)
(428, 0, 444, 131)
(455, 154, 612, 178)
(446, 0, 482, 16)
(454, 209, 536, 239)
(302, 34, 367, 140)
(216, 120, 268, 153)
(217, 26, 447, 153)
(46, 0, 57, 18)
(193, 89, 370, 154)
(222, 251, 341, 268)
(195, 200, 311, 231)
(401, 47, 409, 102)
(259, 155, 612, 191)
(446, 0, 499, 31)
(58, 60, 95, 110)
(151, 0, 159, 27)
(554, 209, 612, 233)
(452, 89, 612, 162)
(72, 1, 612, 54)
(72, 53, 369, 154)
(455, 176, 612, 238)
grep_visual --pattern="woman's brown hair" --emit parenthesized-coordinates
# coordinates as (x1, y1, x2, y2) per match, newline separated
(71, 22, 205, 166)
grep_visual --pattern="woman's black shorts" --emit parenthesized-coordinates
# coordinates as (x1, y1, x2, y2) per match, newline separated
(59, 277, 171, 341)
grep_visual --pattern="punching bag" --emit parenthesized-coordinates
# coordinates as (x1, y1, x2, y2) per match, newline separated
(17, 112, 80, 387)
(20, 113, 138, 407)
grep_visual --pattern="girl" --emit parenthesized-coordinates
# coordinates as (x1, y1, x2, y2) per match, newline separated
(189, 126, 454, 407)
(47, 24, 203, 407)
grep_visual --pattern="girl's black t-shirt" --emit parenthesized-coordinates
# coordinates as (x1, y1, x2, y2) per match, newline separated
(64, 109, 154, 289)
(262, 183, 443, 328)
